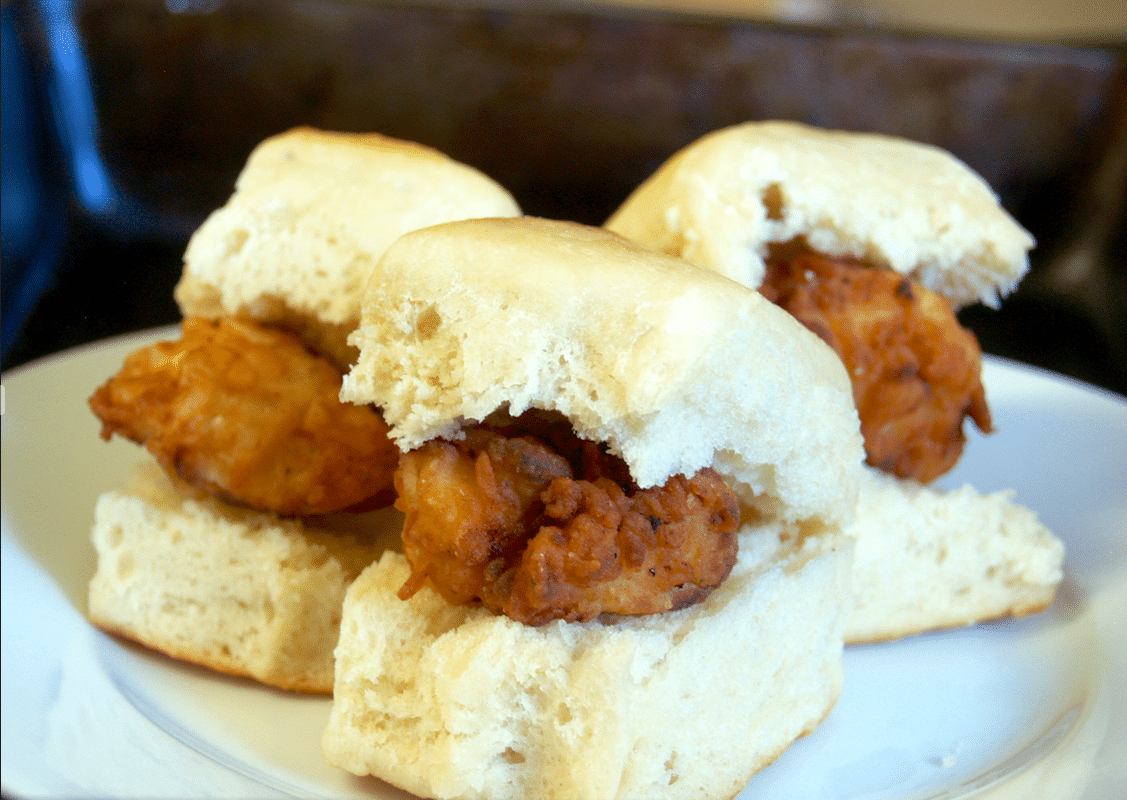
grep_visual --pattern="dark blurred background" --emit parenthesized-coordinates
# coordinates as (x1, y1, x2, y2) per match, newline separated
(3, 0, 1125, 396)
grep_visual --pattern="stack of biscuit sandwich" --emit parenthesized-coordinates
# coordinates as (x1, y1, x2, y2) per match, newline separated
(84, 120, 1064, 798)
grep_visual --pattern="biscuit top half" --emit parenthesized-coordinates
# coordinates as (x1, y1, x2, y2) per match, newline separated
(343, 216, 865, 535)
(176, 127, 521, 367)
(606, 120, 1034, 309)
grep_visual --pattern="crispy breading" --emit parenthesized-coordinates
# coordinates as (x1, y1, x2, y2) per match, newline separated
(497, 469, 740, 625)
(395, 416, 740, 625)
(761, 252, 991, 482)
(394, 429, 573, 606)
(89, 317, 399, 516)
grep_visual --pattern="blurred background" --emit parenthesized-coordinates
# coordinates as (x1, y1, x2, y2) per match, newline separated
(3, 0, 1125, 395)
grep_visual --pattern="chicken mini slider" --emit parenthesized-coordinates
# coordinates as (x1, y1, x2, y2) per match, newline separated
(605, 120, 1064, 642)
(324, 217, 866, 799)
(86, 128, 521, 692)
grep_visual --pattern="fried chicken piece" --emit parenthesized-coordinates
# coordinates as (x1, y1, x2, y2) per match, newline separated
(496, 469, 740, 625)
(761, 252, 992, 483)
(89, 317, 400, 516)
(394, 429, 574, 606)
(395, 418, 740, 625)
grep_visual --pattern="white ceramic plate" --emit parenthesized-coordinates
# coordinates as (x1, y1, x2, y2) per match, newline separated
(3, 327, 1125, 799)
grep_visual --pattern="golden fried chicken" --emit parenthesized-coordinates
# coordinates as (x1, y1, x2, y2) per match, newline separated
(89, 317, 400, 516)
(394, 428, 574, 606)
(498, 469, 740, 625)
(760, 252, 992, 483)
(394, 416, 740, 625)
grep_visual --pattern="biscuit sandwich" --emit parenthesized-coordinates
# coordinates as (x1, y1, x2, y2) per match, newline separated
(85, 127, 521, 692)
(323, 216, 866, 799)
(605, 119, 1064, 643)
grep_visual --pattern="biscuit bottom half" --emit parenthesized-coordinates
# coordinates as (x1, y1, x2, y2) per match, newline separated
(322, 524, 853, 800)
(87, 462, 397, 693)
